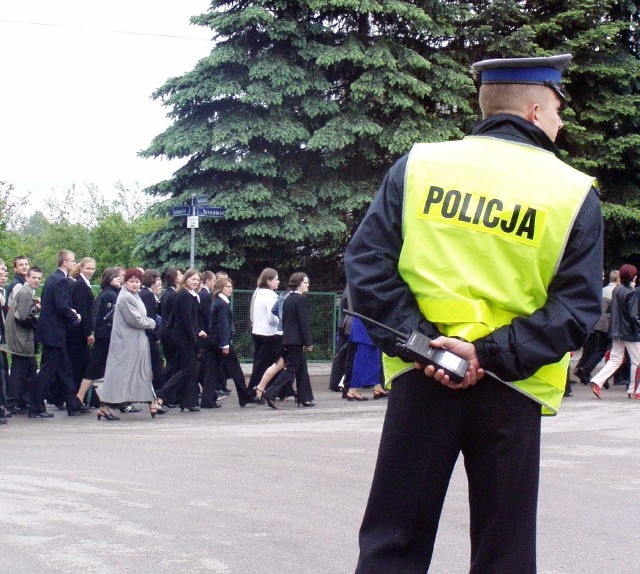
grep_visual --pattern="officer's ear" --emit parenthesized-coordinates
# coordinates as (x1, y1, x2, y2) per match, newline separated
(525, 102, 540, 127)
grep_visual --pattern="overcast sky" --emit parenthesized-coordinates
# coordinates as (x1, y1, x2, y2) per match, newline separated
(0, 0, 213, 211)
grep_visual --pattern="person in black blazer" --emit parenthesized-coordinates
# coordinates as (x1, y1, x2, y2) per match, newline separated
(139, 269, 163, 392)
(209, 276, 255, 407)
(158, 267, 182, 397)
(32, 250, 89, 418)
(262, 272, 315, 408)
(156, 269, 206, 411)
(197, 271, 222, 408)
(66, 258, 96, 394)
(75, 268, 121, 405)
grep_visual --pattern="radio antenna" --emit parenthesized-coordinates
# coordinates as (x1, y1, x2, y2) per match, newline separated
(343, 309, 408, 341)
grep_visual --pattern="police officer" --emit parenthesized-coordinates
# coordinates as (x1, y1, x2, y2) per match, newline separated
(345, 54, 603, 573)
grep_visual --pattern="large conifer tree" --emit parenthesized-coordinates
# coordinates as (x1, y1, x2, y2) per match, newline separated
(139, 1, 640, 281)
(138, 0, 474, 286)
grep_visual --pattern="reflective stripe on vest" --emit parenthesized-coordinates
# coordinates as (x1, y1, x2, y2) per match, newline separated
(383, 136, 595, 415)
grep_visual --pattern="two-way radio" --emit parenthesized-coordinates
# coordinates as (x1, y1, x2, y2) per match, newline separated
(343, 310, 469, 384)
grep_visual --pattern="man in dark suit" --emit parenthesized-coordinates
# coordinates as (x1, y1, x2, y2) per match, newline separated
(32, 250, 89, 418)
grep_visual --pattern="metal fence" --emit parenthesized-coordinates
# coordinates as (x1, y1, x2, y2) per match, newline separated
(230, 290, 337, 362)
(86, 286, 338, 363)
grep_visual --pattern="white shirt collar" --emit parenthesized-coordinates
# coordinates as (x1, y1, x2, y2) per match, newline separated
(219, 293, 230, 303)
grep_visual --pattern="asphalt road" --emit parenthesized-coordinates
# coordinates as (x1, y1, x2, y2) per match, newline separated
(1, 374, 638, 573)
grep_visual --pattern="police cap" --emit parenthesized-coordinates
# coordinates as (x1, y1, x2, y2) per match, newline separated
(472, 54, 572, 106)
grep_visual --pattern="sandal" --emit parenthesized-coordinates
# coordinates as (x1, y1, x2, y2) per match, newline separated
(373, 389, 389, 399)
(254, 387, 266, 404)
(345, 392, 368, 402)
(150, 400, 166, 418)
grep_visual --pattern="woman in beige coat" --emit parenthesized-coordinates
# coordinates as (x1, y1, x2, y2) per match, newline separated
(98, 268, 164, 420)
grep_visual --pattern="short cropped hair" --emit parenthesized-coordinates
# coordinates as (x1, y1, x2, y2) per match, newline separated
(57, 250, 74, 268)
(479, 83, 557, 119)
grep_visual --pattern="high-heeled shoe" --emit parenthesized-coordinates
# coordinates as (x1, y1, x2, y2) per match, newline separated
(254, 387, 265, 404)
(373, 389, 389, 399)
(180, 406, 201, 412)
(265, 396, 279, 410)
(297, 400, 315, 407)
(150, 401, 166, 418)
(97, 408, 120, 421)
(345, 392, 368, 401)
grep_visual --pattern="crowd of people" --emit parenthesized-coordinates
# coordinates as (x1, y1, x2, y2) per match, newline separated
(0, 250, 343, 425)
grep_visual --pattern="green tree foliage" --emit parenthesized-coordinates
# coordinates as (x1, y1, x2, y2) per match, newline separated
(0, 183, 163, 276)
(0, 181, 29, 262)
(139, 0, 640, 285)
(139, 0, 475, 288)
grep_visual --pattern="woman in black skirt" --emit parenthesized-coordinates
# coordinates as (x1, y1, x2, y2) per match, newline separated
(75, 268, 122, 409)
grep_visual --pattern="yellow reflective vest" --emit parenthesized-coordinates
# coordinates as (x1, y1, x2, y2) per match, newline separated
(384, 135, 595, 415)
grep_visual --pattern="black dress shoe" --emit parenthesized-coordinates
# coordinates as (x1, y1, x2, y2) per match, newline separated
(29, 412, 54, 418)
(0, 417, 7, 424)
(574, 367, 590, 386)
(67, 410, 85, 416)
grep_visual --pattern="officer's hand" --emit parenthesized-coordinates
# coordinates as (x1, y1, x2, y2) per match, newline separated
(415, 336, 484, 390)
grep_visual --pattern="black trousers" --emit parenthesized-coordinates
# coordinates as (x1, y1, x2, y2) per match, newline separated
(148, 335, 164, 392)
(200, 342, 220, 408)
(34, 345, 83, 415)
(329, 338, 356, 392)
(157, 335, 198, 408)
(211, 346, 253, 406)
(579, 331, 609, 377)
(355, 369, 541, 574)
(160, 330, 179, 381)
(264, 345, 314, 403)
(11, 355, 36, 408)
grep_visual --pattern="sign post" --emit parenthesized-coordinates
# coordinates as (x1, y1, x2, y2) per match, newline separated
(168, 196, 227, 268)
